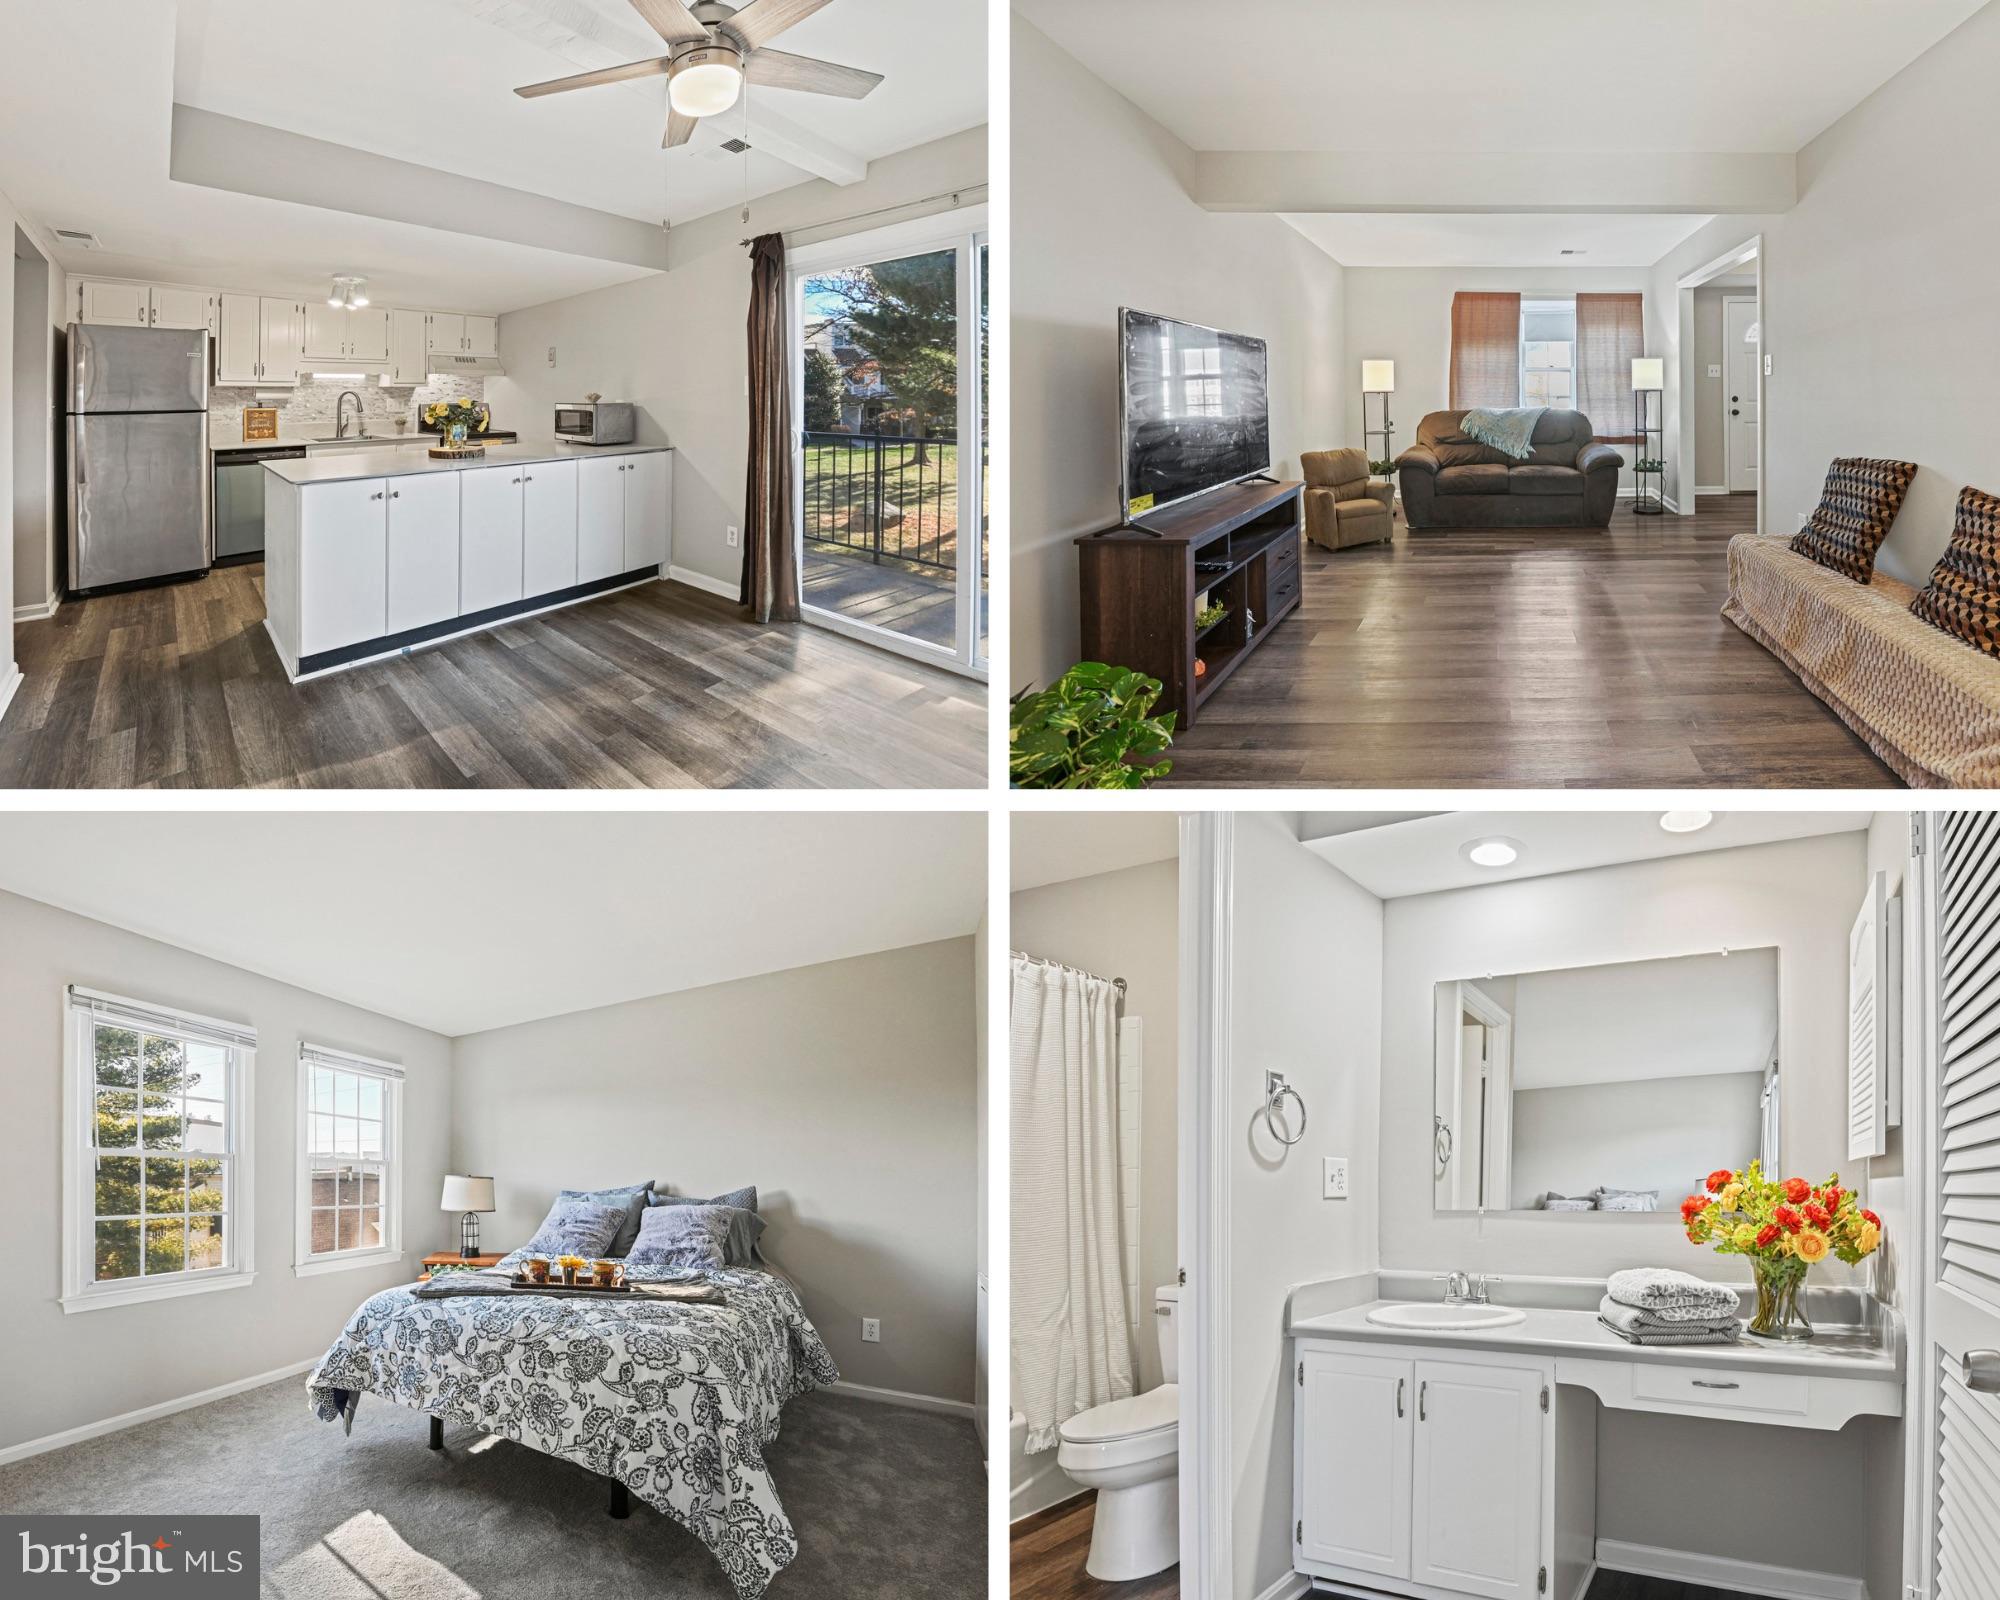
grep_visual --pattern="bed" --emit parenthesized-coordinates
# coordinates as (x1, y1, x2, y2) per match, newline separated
(305, 1257, 838, 1598)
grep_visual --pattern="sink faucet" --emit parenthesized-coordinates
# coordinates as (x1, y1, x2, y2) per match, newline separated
(1435, 1270, 1496, 1306)
(335, 390, 363, 440)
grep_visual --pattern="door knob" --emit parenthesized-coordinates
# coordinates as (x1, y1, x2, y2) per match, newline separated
(1967, 1350, 2000, 1393)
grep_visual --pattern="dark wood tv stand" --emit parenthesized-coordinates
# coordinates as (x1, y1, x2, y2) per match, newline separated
(1076, 478, 1302, 727)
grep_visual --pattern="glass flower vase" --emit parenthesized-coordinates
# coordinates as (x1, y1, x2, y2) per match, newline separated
(1747, 1254, 1813, 1341)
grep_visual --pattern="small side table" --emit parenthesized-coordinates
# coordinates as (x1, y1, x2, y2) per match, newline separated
(420, 1251, 502, 1280)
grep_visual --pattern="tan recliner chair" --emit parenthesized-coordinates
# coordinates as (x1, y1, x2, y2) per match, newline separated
(1302, 448, 1395, 550)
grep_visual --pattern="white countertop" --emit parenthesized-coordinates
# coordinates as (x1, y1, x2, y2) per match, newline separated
(210, 430, 425, 453)
(264, 439, 671, 487)
(1291, 1299, 1898, 1382)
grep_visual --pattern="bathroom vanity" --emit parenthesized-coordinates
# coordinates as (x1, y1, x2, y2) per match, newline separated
(1289, 1294, 1901, 1600)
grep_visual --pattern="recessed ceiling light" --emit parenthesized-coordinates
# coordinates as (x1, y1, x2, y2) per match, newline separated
(1659, 811, 1714, 834)
(1460, 836, 1522, 869)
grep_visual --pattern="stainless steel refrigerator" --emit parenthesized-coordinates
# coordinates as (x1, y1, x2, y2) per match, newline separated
(66, 323, 210, 593)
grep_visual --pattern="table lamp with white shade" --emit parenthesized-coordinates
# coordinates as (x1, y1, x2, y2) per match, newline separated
(1631, 357, 1666, 515)
(1361, 359, 1397, 474)
(441, 1174, 496, 1259)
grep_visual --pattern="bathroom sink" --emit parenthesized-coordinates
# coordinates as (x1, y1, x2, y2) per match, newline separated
(1367, 1302, 1527, 1330)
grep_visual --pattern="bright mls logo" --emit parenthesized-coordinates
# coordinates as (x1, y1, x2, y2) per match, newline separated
(4, 1516, 257, 1596)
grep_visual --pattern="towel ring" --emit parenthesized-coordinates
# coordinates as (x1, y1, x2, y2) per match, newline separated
(1434, 1115, 1455, 1168)
(1264, 1071, 1307, 1146)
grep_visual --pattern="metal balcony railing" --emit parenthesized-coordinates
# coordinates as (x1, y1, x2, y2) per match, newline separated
(802, 431, 960, 574)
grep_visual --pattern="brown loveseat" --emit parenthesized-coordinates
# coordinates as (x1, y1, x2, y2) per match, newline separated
(1396, 409, 1623, 530)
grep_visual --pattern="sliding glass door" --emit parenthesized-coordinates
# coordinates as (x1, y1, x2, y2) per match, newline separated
(790, 208, 987, 678)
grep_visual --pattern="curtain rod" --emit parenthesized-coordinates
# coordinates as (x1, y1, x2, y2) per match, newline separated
(1012, 951, 1126, 992)
(741, 183, 988, 248)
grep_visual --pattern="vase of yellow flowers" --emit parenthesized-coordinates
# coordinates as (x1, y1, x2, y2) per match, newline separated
(422, 397, 488, 456)
(1681, 1162, 1882, 1341)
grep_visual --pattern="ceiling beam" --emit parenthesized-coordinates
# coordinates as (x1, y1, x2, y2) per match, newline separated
(1187, 150, 1797, 216)
(720, 98, 868, 186)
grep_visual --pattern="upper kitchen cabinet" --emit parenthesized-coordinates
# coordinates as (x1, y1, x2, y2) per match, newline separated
(217, 293, 305, 386)
(150, 285, 218, 333)
(303, 304, 391, 366)
(425, 312, 464, 356)
(463, 315, 497, 359)
(76, 279, 217, 333)
(387, 309, 429, 386)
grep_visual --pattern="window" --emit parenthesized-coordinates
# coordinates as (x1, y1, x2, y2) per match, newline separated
(62, 986, 256, 1313)
(1520, 301, 1577, 408)
(294, 1044, 403, 1276)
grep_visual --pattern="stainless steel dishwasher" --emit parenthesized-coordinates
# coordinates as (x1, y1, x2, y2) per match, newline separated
(212, 444, 307, 564)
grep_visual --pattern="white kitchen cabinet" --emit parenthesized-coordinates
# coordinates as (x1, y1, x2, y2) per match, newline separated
(302, 304, 390, 365)
(388, 309, 430, 386)
(384, 473, 462, 635)
(302, 304, 346, 364)
(460, 465, 526, 615)
(259, 298, 304, 386)
(77, 280, 150, 327)
(215, 293, 262, 385)
(523, 459, 579, 596)
(1297, 1347, 1413, 1579)
(622, 450, 671, 572)
(1410, 1362, 1545, 1600)
(347, 308, 391, 364)
(577, 455, 626, 584)
(463, 314, 497, 358)
(425, 312, 465, 356)
(149, 285, 216, 333)
(298, 477, 388, 656)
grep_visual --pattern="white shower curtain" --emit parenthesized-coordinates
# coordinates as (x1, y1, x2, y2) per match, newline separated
(1011, 954, 1135, 1453)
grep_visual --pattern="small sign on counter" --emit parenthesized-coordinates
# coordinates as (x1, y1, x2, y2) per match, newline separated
(241, 406, 278, 441)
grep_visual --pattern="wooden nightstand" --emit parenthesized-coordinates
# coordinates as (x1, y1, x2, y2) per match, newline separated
(420, 1251, 502, 1280)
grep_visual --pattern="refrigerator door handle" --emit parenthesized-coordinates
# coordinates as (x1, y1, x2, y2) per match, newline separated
(74, 418, 84, 484)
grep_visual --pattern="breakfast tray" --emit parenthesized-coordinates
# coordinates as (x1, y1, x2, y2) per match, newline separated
(511, 1270, 629, 1293)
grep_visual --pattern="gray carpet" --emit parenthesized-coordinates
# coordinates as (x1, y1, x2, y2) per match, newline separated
(0, 1376, 985, 1599)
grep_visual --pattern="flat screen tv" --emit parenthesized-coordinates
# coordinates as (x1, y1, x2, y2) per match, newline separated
(1119, 307, 1270, 522)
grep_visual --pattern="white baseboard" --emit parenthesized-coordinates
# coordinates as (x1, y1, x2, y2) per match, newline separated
(669, 564, 739, 600)
(12, 594, 58, 622)
(1694, 484, 1729, 496)
(826, 1378, 975, 1420)
(1596, 1538, 1866, 1600)
(0, 1356, 319, 1467)
(0, 663, 21, 726)
(1255, 1572, 1310, 1600)
(1568, 1561, 1598, 1600)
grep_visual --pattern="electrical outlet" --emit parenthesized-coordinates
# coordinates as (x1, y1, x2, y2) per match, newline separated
(546, 345, 556, 367)
(861, 1317, 881, 1343)
(1706, 363, 1722, 378)
(725, 525, 740, 548)
(1323, 1157, 1350, 1200)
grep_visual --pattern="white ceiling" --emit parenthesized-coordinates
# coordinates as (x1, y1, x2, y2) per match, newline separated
(1018, 0, 1987, 155)
(1012, 812, 1178, 892)
(1281, 213, 1716, 270)
(1304, 811, 1873, 900)
(0, 0, 984, 312)
(0, 811, 986, 1037)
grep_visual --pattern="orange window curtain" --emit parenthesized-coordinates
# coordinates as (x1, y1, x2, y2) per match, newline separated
(1576, 292, 1644, 443)
(1449, 292, 1521, 409)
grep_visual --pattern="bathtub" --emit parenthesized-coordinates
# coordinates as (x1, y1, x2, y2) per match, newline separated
(1010, 1408, 1084, 1522)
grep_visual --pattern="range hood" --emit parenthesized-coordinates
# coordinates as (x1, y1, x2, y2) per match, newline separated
(427, 350, 505, 377)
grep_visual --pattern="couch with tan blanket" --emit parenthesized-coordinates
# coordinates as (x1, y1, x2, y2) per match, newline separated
(1722, 533, 2000, 787)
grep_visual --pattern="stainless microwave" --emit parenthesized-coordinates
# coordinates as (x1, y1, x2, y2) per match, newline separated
(554, 401, 635, 445)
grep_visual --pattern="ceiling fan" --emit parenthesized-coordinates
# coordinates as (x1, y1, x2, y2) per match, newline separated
(515, 0, 885, 148)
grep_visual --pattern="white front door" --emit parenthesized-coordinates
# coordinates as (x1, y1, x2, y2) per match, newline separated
(1724, 296, 1759, 494)
(1918, 811, 2000, 1600)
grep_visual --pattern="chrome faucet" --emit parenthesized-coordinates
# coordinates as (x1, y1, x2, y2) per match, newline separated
(335, 390, 364, 440)
(1435, 1270, 1496, 1306)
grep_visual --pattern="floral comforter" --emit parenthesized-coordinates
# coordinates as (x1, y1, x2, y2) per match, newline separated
(305, 1262, 838, 1597)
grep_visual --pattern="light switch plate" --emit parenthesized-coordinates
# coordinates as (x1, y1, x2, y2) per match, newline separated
(1764, 353, 1774, 376)
(1323, 1157, 1349, 1200)
(546, 345, 557, 367)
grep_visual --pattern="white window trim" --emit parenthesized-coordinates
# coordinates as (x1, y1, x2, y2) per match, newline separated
(292, 1042, 405, 1278)
(60, 985, 258, 1315)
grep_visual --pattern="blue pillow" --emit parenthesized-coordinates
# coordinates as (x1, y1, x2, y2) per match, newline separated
(626, 1204, 747, 1271)
(557, 1181, 654, 1256)
(521, 1197, 626, 1259)
(649, 1186, 763, 1263)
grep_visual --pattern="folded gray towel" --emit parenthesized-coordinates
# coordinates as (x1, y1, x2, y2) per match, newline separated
(1598, 1315, 1742, 1347)
(1606, 1267, 1740, 1319)
(1598, 1298, 1740, 1344)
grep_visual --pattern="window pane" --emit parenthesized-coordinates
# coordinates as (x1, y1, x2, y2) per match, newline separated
(358, 1120, 383, 1160)
(359, 1207, 383, 1249)
(186, 1156, 225, 1212)
(180, 1043, 226, 1101)
(94, 1026, 141, 1088)
(359, 1170, 381, 1207)
(337, 1209, 359, 1250)
(311, 1114, 334, 1155)
(358, 1077, 383, 1120)
(310, 1208, 338, 1254)
(185, 1215, 225, 1272)
(335, 1118, 359, 1156)
(140, 1092, 183, 1150)
(144, 1156, 187, 1215)
(95, 1219, 140, 1281)
(310, 1167, 340, 1209)
(335, 1072, 358, 1118)
(335, 1168, 363, 1205)
(142, 1035, 189, 1096)
(313, 1067, 335, 1114)
(94, 1154, 141, 1217)
(144, 1217, 187, 1275)
(95, 1088, 138, 1148)
(183, 1098, 225, 1152)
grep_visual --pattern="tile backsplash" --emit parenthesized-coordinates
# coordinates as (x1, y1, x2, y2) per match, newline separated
(209, 374, 489, 437)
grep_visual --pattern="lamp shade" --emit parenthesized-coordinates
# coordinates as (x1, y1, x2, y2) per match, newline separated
(1631, 357, 1665, 391)
(440, 1174, 495, 1213)
(1361, 359, 1396, 393)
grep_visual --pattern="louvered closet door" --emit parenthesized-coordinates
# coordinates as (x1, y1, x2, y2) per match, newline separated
(1926, 810, 2000, 1600)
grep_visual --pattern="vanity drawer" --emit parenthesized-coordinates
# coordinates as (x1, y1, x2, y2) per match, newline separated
(1630, 1363, 1809, 1417)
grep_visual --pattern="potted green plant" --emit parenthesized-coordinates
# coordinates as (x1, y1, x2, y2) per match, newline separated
(1195, 600, 1228, 632)
(1011, 663, 1175, 788)
(1369, 457, 1396, 478)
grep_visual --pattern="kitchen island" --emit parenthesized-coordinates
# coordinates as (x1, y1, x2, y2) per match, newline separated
(262, 440, 673, 680)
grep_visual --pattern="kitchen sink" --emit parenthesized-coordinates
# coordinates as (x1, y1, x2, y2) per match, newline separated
(1366, 1302, 1527, 1330)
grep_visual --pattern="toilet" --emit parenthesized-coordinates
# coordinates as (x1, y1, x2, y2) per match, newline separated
(1057, 1285, 1180, 1581)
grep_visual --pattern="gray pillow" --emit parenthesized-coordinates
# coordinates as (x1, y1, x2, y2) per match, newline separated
(1595, 1187, 1660, 1213)
(625, 1203, 742, 1271)
(649, 1187, 763, 1263)
(557, 1181, 654, 1257)
(522, 1197, 627, 1259)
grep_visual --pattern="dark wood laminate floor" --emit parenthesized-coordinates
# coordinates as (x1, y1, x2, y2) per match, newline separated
(0, 565, 985, 789)
(1587, 1570, 1761, 1600)
(1159, 494, 1903, 789)
(1011, 1494, 1178, 1600)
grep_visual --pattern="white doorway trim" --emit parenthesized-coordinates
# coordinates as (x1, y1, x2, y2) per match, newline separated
(1674, 236, 1763, 536)
(1178, 810, 1233, 1600)
(1721, 294, 1760, 497)
(1902, 810, 1936, 1600)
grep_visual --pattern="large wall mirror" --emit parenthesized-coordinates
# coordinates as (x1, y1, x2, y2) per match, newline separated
(1432, 948, 1780, 1215)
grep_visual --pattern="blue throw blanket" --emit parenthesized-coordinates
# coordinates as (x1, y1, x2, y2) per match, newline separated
(1461, 406, 1546, 461)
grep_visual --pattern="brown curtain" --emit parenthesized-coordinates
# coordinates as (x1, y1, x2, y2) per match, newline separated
(1448, 292, 1521, 409)
(1576, 292, 1645, 443)
(740, 232, 798, 623)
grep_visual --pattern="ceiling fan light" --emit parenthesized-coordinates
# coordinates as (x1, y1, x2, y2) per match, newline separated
(669, 44, 743, 118)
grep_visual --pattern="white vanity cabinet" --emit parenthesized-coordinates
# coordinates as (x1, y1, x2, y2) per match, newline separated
(1296, 1340, 1554, 1600)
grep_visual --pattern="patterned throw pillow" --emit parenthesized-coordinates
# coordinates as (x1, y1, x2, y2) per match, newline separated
(1911, 486, 2000, 657)
(649, 1186, 765, 1263)
(521, 1197, 627, 1259)
(625, 1203, 744, 1270)
(1790, 457, 1918, 581)
(556, 1181, 653, 1257)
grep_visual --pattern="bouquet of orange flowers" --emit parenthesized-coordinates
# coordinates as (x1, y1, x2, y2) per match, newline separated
(1681, 1161, 1881, 1338)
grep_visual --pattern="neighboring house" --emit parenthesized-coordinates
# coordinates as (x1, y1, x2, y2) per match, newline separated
(805, 318, 906, 433)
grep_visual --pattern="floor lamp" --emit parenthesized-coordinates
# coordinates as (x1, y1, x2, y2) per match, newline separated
(1361, 360, 1395, 476)
(1631, 356, 1665, 516)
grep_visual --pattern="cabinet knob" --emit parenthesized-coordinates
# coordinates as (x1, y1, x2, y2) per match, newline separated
(512, 476, 521, 484)
(370, 491, 384, 500)
(390, 490, 400, 499)
(523, 475, 534, 482)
